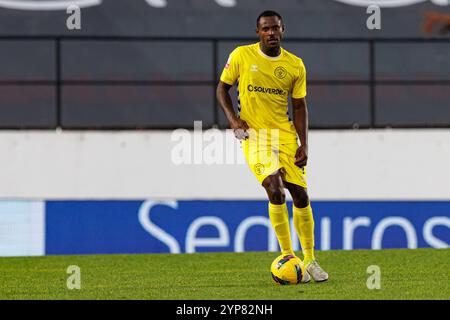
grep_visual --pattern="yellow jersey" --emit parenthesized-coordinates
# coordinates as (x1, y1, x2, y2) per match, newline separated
(220, 42, 307, 144)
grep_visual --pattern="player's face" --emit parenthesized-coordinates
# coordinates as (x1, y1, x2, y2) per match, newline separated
(256, 16, 284, 49)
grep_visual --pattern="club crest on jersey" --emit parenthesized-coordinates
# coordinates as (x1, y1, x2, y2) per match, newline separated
(274, 66, 287, 79)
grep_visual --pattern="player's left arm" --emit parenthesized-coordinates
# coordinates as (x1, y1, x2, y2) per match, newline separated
(292, 97, 309, 168)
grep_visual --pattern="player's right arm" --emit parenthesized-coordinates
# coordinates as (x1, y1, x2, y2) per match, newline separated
(216, 48, 249, 139)
(216, 81, 249, 133)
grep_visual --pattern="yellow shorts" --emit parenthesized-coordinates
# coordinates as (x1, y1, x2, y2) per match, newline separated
(241, 138, 308, 188)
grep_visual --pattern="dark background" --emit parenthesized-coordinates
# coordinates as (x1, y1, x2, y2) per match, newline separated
(0, 0, 449, 129)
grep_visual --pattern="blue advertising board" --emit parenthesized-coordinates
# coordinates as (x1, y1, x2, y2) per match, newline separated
(45, 200, 450, 255)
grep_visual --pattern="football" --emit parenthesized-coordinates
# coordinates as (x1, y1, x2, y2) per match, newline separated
(270, 254, 308, 285)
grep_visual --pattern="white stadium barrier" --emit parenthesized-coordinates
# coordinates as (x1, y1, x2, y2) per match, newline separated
(0, 129, 449, 200)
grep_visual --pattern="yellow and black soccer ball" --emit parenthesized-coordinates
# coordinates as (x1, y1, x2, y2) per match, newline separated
(270, 254, 306, 285)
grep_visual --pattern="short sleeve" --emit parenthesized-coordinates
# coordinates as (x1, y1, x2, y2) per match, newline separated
(220, 47, 240, 85)
(291, 60, 307, 99)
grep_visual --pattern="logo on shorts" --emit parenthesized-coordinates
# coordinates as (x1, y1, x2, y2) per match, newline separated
(274, 66, 287, 79)
(254, 163, 265, 175)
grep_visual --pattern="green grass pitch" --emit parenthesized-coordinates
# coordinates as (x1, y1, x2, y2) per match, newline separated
(0, 248, 448, 300)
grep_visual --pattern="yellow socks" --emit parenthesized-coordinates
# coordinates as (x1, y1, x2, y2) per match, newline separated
(269, 201, 316, 263)
(268, 202, 294, 256)
(293, 203, 315, 265)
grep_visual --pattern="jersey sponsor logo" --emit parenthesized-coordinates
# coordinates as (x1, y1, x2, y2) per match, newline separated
(332, 0, 448, 7)
(274, 66, 287, 79)
(247, 84, 286, 95)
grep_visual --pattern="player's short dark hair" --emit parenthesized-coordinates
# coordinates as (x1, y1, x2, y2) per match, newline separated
(256, 10, 283, 27)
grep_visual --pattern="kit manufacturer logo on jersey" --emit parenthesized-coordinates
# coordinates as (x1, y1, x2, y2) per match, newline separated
(250, 64, 258, 72)
(274, 66, 287, 79)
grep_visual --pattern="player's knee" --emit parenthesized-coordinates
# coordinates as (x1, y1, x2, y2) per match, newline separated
(293, 197, 309, 208)
(293, 188, 309, 208)
(266, 186, 286, 204)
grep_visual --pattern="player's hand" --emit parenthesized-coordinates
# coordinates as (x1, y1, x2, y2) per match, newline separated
(230, 118, 250, 140)
(295, 145, 308, 168)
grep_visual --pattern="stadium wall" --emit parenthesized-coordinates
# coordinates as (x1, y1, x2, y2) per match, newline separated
(0, 129, 449, 256)
(1, 129, 450, 199)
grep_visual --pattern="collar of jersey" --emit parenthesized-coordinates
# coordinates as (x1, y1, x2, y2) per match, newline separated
(257, 44, 283, 61)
